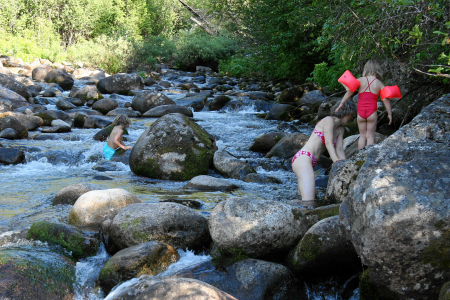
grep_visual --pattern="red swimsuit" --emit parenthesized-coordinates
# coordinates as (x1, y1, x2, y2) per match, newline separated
(357, 77, 379, 120)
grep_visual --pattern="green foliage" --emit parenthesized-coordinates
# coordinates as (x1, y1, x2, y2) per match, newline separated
(172, 30, 239, 71)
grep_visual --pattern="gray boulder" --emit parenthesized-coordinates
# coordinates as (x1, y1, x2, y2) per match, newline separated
(70, 85, 102, 101)
(298, 90, 328, 107)
(0, 116, 28, 138)
(0, 73, 32, 101)
(53, 183, 101, 205)
(0, 128, 21, 139)
(106, 107, 139, 117)
(56, 99, 77, 110)
(344, 95, 450, 299)
(92, 98, 118, 115)
(105, 278, 237, 300)
(343, 132, 386, 159)
(68, 189, 142, 227)
(213, 150, 255, 180)
(142, 104, 193, 118)
(265, 103, 298, 121)
(0, 147, 25, 164)
(0, 112, 42, 131)
(97, 73, 144, 95)
(209, 95, 231, 111)
(185, 175, 238, 192)
(249, 132, 289, 153)
(265, 133, 309, 159)
(83, 115, 112, 129)
(129, 113, 216, 180)
(109, 202, 210, 251)
(99, 241, 180, 294)
(0, 87, 30, 111)
(44, 69, 74, 90)
(34, 110, 72, 127)
(32, 67, 49, 81)
(209, 198, 309, 258)
(131, 91, 176, 114)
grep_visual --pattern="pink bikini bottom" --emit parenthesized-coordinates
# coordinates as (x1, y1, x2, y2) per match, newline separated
(292, 150, 317, 168)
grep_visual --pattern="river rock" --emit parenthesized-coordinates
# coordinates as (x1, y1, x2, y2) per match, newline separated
(180, 83, 198, 90)
(68, 189, 142, 227)
(177, 94, 208, 111)
(0, 116, 28, 138)
(0, 147, 25, 164)
(0, 86, 31, 111)
(343, 132, 386, 158)
(41, 119, 71, 133)
(106, 107, 139, 117)
(0, 128, 21, 139)
(265, 103, 298, 121)
(129, 113, 216, 180)
(106, 278, 237, 300)
(208, 95, 231, 111)
(70, 85, 102, 101)
(209, 198, 309, 258)
(44, 69, 74, 90)
(249, 132, 290, 153)
(213, 150, 255, 180)
(0, 243, 76, 300)
(185, 175, 238, 192)
(276, 86, 304, 104)
(142, 104, 193, 118)
(0, 111, 42, 131)
(34, 109, 72, 127)
(83, 115, 113, 129)
(99, 241, 180, 294)
(287, 215, 359, 275)
(32, 67, 49, 81)
(56, 99, 77, 110)
(298, 89, 328, 107)
(53, 183, 101, 205)
(97, 73, 144, 95)
(344, 95, 450, 299)
(167, 259, 304, 300)
(243, 173, 281, 184)
(131, 91, 176, 114)
(324, 151, 367, 205)
(27, 221, 99, 258)
(109, 202, 210, 251)
(92, 98, 118, 115)
(265, 132, 309, 158)
(0, 73, 32, 101)
(144, 77, 158, 86)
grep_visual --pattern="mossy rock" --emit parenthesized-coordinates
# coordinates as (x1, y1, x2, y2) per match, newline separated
(359, 269, 382, 300)
(422, 229, 450, 271)
(304, 204, 340, 228)
(27, 221, 99, 258)
(439, 281, 450, 300)
(212, 247, 249, 268)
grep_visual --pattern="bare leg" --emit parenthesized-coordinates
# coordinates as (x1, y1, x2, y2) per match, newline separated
(357, 114, 367, 150)
(365, 111, 377, 146)
(292, 155, 315, 200)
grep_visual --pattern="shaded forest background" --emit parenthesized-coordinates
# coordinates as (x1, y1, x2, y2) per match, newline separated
(1, 0, 449, 114)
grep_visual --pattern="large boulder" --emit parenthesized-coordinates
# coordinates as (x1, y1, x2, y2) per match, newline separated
(142, 104, 193, 118)
(27, 221, 99, 258)
(70, 85, 102, 101)
(265, 103, 298, 121)
(0, 112, 42, 131)
(99, 241, 180, 294)
(32, 67, 49, 81)
(53, 183, 101, 205)
(105, 278, 237, 300)
(167, 259, 304, 300)
(44, 69, 74, 90)
(34, 110, 72, 127)
(276, 87, 304, 104)
(129, 113, 216, 180)
(0, 73, 32, 101)
(249, 132, 290, 153)
(213, 150, 256, 180)
(0, 86, 31, 111)
(68, 189, 142, 227)
(0, 116, 28, 138)
(209, 198, 309, 258)
(0, 243, 76, 300)
(97, 73, 144, 95)
(287, 215, 359, 275)
(131, 91, 176, 114)
(265, 133, 309, 158)
(108, 202, 210, 251)
(298, 89, 328, 107)
(0, 147, 25, 164)
(92, 98, 118, 115)
(83, 115, 112, 129)
(343, 132, 386, 159)
(344, 95, 450, 299)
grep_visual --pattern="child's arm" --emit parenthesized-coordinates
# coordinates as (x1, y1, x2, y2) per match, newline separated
(113, 128, 132, 150)
(335, 89, 355, 112)
(382, 98, 392, 125)
(334, 128, 346, 160)
(323, 118, 341, 162)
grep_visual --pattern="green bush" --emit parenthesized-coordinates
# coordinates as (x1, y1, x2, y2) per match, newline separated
(129, 36, 176, 70)
(171, 30, 239, 71)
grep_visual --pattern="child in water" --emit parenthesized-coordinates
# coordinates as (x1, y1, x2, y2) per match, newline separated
(335, 60, 393, 150)
(292, 101, 357, 208)
(103, 114, 133, 160)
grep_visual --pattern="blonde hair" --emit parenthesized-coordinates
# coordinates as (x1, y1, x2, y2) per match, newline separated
(362, 60, 383, 80)
(112, 114, 131, 127)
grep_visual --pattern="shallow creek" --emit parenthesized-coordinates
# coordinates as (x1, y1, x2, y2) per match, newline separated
(0, 69, 359, 299)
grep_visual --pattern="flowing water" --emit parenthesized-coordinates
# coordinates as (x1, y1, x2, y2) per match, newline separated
(0, 68, 357, 299)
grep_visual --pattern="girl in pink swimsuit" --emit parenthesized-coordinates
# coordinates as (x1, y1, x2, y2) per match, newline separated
(335, 60, 393, 150)
(291, 101, 357, 208)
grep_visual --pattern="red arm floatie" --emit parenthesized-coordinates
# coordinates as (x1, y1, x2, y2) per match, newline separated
(380, 85, 401, 99)
(338, 70, 361, 92)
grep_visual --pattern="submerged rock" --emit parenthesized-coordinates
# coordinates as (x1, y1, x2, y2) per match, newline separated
(185, 175, 238, 192)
